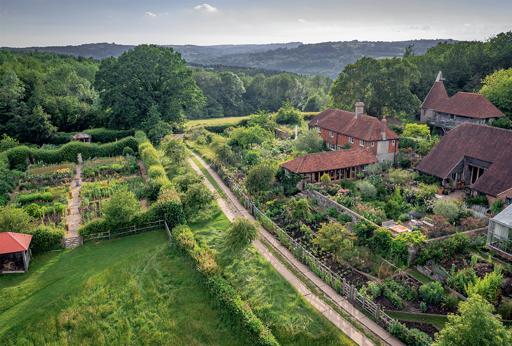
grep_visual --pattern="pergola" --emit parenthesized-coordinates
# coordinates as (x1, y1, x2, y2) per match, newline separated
(0, 232, 33, 274)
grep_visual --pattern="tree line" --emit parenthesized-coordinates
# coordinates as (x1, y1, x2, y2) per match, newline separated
(330, 31, 512, 121)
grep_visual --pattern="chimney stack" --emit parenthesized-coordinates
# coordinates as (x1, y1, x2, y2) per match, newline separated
(355, 102, 364, 118)
(381, 116, 388, 140)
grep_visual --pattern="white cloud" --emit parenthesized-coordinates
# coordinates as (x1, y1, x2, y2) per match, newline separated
(298, 18, 308, 24)
(193, 4, 218, 13)
(145, 11, 157, 18)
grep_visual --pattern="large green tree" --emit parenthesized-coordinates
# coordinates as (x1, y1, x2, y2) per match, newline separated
(481, 68, 512, 118)
(330, 57, 421, 117)
(434, 294, 512, 346)
(95, 45, 204, 129)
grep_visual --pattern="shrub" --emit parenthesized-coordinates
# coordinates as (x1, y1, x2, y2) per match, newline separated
(275, 102, 302, 125)
(294, 129, 324, 153)
(245, 164, 275, 195)
(181, 183, 214, 218)
(320, 173, 331, 186)
(491, 200, 504, 215)
(466, 268, 504, 304)
(387, 168, 415, 185)
(313, 221, 355, 261)
(0, 206, 32, 232)
(151, 187, 186, 228)
(369, 227, 393, 254)
(285, 197, 312, 224)
(25, 225, 64, 253)
(447, 267, 478, 295)
(433, 199, 460, 222)
(225, 218, 258, 252)
(403, 123, 430, 139)
(78, 219, 109, 236)
(419, 281, 445, 305)
(388, 321, 432, 346)
(355, 180, 377, 200)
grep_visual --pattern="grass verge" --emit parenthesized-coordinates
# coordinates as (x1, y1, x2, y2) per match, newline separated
(190, 155, 227, 198)
(189, 209, 355, 346)
(0, 231, 249, 345)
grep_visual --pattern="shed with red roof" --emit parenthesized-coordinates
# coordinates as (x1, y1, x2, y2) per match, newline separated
(0, 232, 32, 274)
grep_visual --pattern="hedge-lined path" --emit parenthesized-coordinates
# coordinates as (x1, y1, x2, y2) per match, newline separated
(188, 153, 402, 346)
(65, 162, 83, 242)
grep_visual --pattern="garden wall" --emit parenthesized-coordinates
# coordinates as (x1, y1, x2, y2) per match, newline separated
(302, 189, 379, 228)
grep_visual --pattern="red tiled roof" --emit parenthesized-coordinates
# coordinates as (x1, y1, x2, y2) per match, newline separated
(0, 232, 32, 255)
(421, 80, 504, 119)
(281, 148, 377, 174)
(416, 123, 512, 197)
(421, 80, 448, 109)
(309, 108, 398, 141)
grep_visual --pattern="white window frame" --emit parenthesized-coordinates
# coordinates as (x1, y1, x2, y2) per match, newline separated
(329, 131, 334, 138)
(371, 142, 375, 147)
(360, 139, 365, 147)
(392, 140, 396, 145)
(349, 137, 354, 144)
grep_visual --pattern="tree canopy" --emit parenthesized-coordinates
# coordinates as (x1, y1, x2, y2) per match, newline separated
(95, 45, 204, 129)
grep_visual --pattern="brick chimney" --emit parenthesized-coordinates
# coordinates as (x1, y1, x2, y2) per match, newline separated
(355, 102, 364, 118)
(381, 116, 388, 140)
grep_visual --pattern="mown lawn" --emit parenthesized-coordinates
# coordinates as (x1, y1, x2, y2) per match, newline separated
(190, 209, 356, 346)
(186, 115, 251, 129)
(0, 231, 249, 345)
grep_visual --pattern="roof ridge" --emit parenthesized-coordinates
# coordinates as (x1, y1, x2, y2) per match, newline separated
(7, 232, 27, 249)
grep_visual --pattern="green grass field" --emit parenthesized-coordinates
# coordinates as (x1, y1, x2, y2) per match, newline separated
(190, 209, 355, 346)
(386, 310, 448, 330)
(186, 115, 251, 129)
(0, 231, 249, 345)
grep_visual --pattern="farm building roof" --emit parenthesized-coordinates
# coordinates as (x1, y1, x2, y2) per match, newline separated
(309, 108, 398, 141)
(416, 123, 512, 197)
(281, 148, 377, 174)
(72, 133, 91, 139)
(492, 204, 512, 228)
(0, 232, 32, 255)
(421, 75, 504, 119)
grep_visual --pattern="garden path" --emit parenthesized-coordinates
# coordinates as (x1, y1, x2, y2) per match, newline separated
(188, 153, 404, 346)
(65, 162, 83, 241)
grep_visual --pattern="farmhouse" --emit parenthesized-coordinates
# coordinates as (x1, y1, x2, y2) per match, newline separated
(420, 72, 504, 133)
(309, 102, 399, 163)
(487, 204, 512, 260)
(0, 232, 32, 274)
(280, 148, 377, 183)
(416, 123, 512, 204)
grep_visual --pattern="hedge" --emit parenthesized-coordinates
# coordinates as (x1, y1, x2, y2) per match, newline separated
(172, 225, 280, 346)
(136, 131, 171, 190)
(24, 225, 65, 253)
(0, 153, 20, 206)
(5, 137, 139, 170)
(50, 128, 135, 145)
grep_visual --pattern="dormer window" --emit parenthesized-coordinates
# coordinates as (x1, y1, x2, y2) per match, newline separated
(360, 139, 365, 147)
(329, 131, 334, 138)
(371, 142, 375, 147)
(349, 137, 354, 144)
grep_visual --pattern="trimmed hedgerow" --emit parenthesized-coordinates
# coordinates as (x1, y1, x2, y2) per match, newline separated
(136, 131, 171, 190)
(50, 128, 135, 145)
(172, 225, 280, 346)
(24, 225, 65, 253)
(5, 137, 139, 170)
(0, 153, 21, 205)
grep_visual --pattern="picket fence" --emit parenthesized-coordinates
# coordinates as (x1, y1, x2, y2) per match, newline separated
(208, 160, 396, 328)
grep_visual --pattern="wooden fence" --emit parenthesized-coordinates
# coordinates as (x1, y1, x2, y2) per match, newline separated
(207, 159, 397, 329)
(82, 220, 165, 242)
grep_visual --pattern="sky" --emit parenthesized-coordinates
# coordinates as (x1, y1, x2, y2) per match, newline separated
(1, 0, 511, 47)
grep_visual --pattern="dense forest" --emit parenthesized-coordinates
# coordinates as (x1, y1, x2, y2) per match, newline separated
(1, 31, 511, 145)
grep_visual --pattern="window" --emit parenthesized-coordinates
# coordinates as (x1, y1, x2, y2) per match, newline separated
(329, 131, 334, 138)
(371, 142, 375, 147)
(392, 140, 396, 145)
(349, 137, 354, 144)
(360, 139, 365, 147)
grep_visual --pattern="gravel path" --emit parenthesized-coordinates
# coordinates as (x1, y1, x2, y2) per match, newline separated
(65, 162, 83, 241)
(188, 153, 404, 346)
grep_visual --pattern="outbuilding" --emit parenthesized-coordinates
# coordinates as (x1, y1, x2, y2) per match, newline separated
(72, 132, 92, 143)
(487, 204, 512, 260)
(0, 232, 33, 274)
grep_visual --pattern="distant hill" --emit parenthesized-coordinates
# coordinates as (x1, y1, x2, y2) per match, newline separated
(3, 40, 454, 77)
